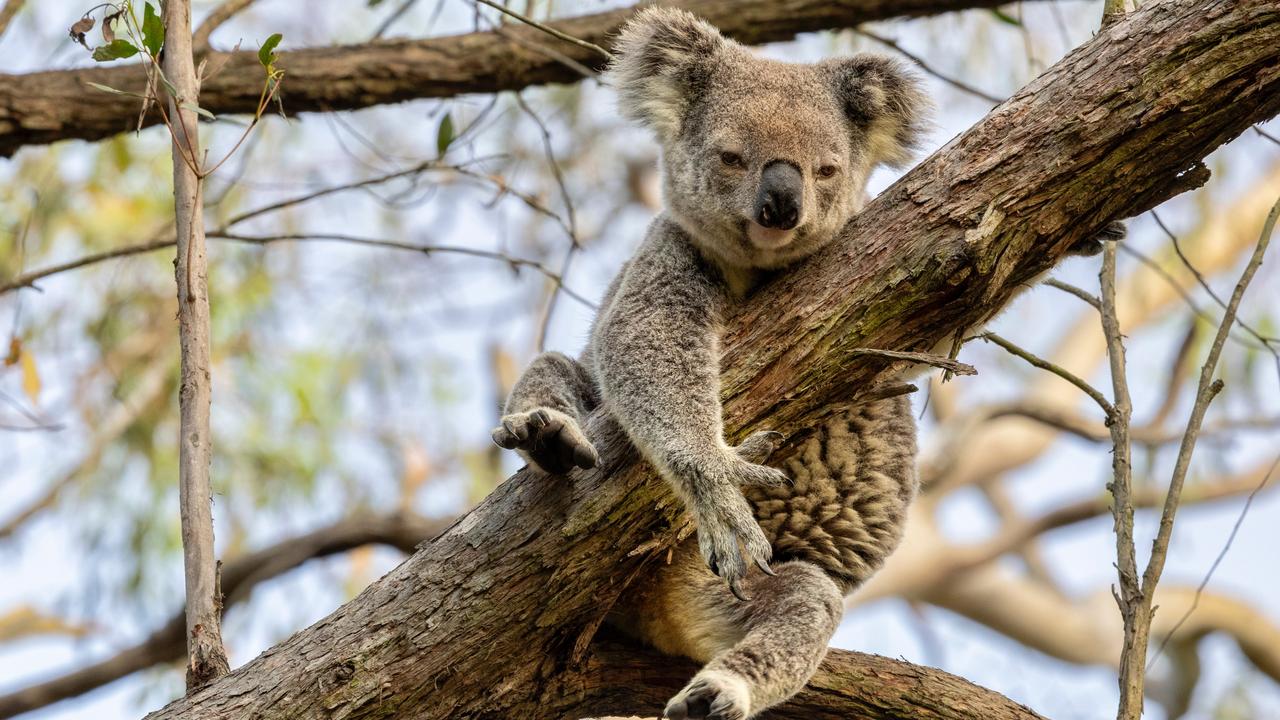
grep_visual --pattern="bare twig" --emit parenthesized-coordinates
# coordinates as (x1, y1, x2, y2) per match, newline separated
(1149, 453, 1280, 669)
(208, 231, 597, 307)
(1255, 125, 1280, 147)
(473, 0, 613, 61)
(1043, 278, 1101, 309)
(0, 232, 594, 308)
(1100, 239, 1143, 720)
(0, 0, 22, 43)
(511, 92, 581, 352)
(163, 0, 230, 691)
(1140, 194, 1279, 622)
(977, 331, 1114, 414)
(849, 348, 977, 376)
(192, 0, 258, 50)
(1150, 209, 1280, 381)
(855, 28, 1003, 105)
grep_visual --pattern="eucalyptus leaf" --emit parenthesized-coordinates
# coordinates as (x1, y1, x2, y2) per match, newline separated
(436, 112, 455, 157)
(142, 3, 165, 57)
(92, 39, 140, 62)
(259, 33, 283, 68)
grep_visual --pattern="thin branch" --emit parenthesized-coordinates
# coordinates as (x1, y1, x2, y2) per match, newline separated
(1255, 125, 1280, 147)
(1149, 453, 1280, 669)
(1043, 277, 1101, 309)
(192, 0, 257, 50)
(473, 0, 613, 62)
(0, 232, 595, 308)
(372, 0, 421, 40)
(1100, 237, 1143, 720)
(849, 347, 977, 376)
(1141, 196, 1279, 601)
(855, 28, 1003, 105)
(1152, 210, 1280, 346)
(207, 232, 597, 307)
(512, 91, 581, 352)
(977, 331, 1114, 414)
(0, 0, 21, 43)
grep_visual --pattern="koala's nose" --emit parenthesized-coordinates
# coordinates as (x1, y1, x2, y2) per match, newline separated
(755, 161, 803, 231)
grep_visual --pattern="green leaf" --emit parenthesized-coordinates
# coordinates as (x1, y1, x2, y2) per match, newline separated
(258, 33, 283, 68)
(142, 3, 165, 57)
(181, 102, 217, 121)
(91, 39, 140, 62)
(989, 7, 1022, 26)
(85, 81, 142, 97)
(436, 112, 455, 157)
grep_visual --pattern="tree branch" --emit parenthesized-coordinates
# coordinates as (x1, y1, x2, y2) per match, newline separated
(132, 2, 1280, 718)
(0, 0, 1045, 157)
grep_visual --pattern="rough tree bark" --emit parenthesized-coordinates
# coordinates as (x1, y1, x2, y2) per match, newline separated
(135, 1, 1279, 718)
(162, 0, 231, 693)
(0, 0, 1038, 157)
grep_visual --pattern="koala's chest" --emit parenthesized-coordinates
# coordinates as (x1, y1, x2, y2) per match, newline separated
(744, 397, 918, 590)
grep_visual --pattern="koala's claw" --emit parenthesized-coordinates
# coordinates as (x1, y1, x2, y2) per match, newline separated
(490, 407, 598, 474)
(697, 489, 773, 601)
(733, 429, 785, 465)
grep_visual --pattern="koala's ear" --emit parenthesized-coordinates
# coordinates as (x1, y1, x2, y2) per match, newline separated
(608, 8, 729, 141)
(827, 55, 932, 168)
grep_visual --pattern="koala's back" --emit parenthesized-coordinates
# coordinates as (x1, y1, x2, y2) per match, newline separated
(748, 395, 917, 593)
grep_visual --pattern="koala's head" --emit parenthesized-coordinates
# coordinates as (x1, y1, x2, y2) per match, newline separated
(609, 8, 930, 270)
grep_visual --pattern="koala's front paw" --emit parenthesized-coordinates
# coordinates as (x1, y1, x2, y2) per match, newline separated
(665, 668, 751, 720)
(490, 408, 598, 474)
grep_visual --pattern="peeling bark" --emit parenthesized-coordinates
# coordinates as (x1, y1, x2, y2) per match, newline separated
(134, 1, 1280, 718)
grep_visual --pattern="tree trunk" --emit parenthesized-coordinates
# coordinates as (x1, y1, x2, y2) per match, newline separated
(0, 0, 1033, 157)
(142, 0, 1279, 717)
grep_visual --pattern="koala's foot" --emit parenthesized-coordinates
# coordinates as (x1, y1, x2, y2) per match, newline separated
(491, 407, 598, 474)
(665, 669, 752, 720)
(1067, 220, 1127, 257)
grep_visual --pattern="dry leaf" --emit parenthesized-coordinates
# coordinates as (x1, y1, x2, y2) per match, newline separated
(69, 16, 94, 48)
(20, 350, 40, 405)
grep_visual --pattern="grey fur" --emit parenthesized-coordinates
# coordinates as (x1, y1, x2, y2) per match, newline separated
(495, 8, 929, 718)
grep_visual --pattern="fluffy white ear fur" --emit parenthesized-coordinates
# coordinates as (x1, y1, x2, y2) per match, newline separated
(608, 7, 730, 141)
(827, 54, 932, 169)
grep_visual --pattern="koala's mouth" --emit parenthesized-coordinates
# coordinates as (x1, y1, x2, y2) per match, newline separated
(746, 224, 797, 250)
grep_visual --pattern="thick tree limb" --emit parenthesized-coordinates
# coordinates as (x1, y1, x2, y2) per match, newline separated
(134, 1, 1280, 718)
(0, 513, 447, 719)
(0, 0, 1039, 157)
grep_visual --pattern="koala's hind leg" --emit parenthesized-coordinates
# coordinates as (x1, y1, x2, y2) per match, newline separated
(616, 551, 841, 720)
(491, 351, 600, 473)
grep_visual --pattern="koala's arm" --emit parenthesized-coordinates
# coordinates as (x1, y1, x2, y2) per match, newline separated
(592, 219, 785, 596)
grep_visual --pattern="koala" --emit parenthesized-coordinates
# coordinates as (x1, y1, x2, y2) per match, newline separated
(493, 8, 1119, 719)
(491, 9, 925, 719)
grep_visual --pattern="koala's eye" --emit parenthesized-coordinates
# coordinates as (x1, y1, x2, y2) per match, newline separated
(719, 151, 743, 167)
(817, 164, 840, 178)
